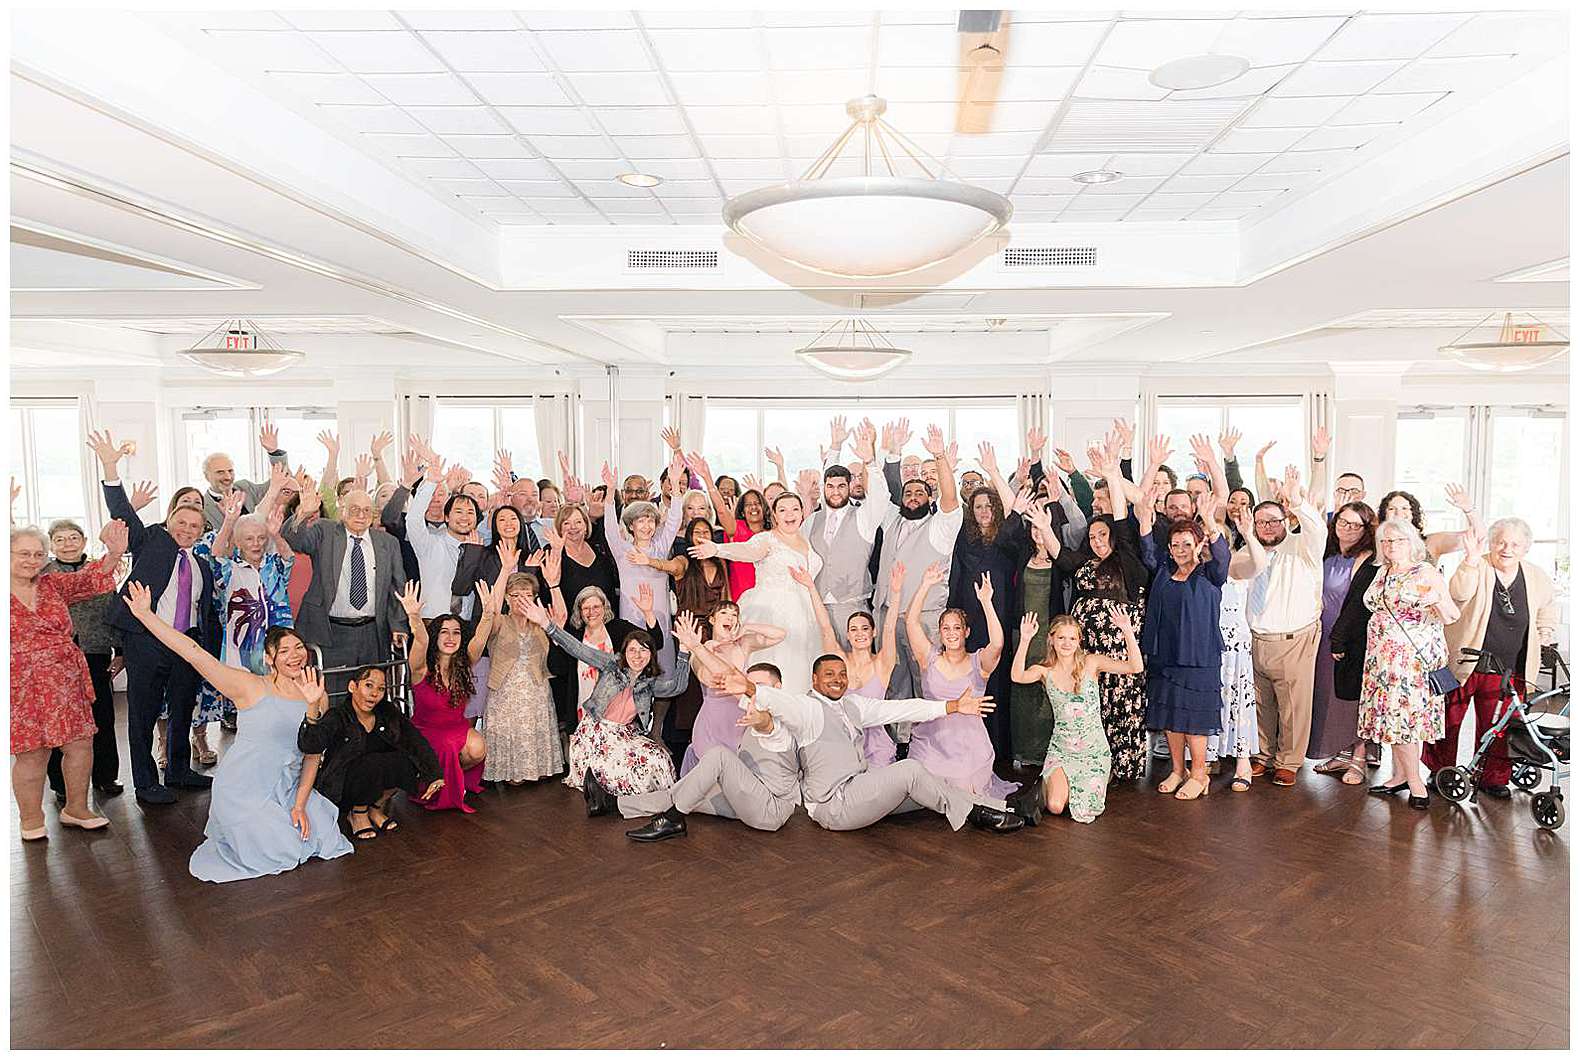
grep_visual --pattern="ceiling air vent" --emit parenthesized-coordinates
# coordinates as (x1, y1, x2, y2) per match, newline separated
(1003, 246, 1097, 268)
(626, 248, 719, 270)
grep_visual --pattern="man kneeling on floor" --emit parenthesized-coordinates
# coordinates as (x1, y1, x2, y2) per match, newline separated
(605, 654, 1036, 841)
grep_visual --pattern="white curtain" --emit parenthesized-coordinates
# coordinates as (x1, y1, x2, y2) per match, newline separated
(534, 392, 571, 479)
(668, 392, 708, 453)
(1016, 391, 1048, 454)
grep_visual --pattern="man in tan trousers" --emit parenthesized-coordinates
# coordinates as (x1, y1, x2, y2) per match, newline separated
(1231, 468, 1325, 786)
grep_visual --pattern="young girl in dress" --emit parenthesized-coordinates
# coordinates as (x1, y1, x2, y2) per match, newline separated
(399, 581, 490, 814)
(1010, 607, 1142, 823)
(674, 602, 785, 774)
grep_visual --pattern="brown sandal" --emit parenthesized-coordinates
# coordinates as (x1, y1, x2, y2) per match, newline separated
(1157, 772, 1185, 795)
(1176, 775, 1210, 800)
(1313, 755, 1351, 776)
(1340, 760, 1368, 785)
(1230, 775, 1252, 793)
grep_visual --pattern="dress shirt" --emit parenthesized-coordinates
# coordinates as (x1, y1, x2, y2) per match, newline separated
(406, 480, 470, 620)
(1236, 501, 1325, 634)
(330, 531, 377, 619)
(155, 545, 201, 631)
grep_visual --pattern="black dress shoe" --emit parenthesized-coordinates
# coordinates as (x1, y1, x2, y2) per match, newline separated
(967, 805, 1025, 834)
(1408, 793, 1431, 810)
(583, 769, 613, 818)
(1368, 782, 1408, 797)
(94, 782, 125, 798)
(135, 785, 177, 806)
(626, 811, 687, 842)
(166, 772, 213, 790)
(52, 791, 67, 807)
(1477, 782, 1512, 800)
(1009, 782, 1044, 827)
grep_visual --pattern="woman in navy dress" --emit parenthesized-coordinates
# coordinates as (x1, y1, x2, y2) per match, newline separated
(1137, 493, 1231, 802)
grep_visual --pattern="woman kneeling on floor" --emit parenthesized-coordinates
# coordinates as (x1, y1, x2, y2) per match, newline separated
(298, 664, 443, 840)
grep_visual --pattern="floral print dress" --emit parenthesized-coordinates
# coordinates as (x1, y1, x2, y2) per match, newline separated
(1071, 562, 1147, 782)
(1208, 579, 1259, 760)
(1041, 673, 1112, 824)
(192, 534, 294, 726)
(1358, 562, 1447, 745)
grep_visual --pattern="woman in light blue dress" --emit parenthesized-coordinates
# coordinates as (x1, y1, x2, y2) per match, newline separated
(1010, 608, 1143, 824)
(122, 581, 351, 883)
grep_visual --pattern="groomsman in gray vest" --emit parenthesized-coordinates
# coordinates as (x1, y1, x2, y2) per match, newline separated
(803, 419, 894, 648)
(717, 654, 1031, 833)
(871, 420, 963, 699)
(613, 663, 801, 841)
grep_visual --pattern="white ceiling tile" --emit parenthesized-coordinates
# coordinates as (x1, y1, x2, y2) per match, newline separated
(1183, 152, 1271, 174)
(1228, 171, 1315, 192)
(777, 104, 850, 136)
(428, 177, 503, 194)
(1237, 95, 1350, 128)
(1059, 208, 1131, 221)
(1329, 91, 1446, 125)
(172, 12, 293, 30)
(363, 132, 456, 156)
(772, 69, 868, 106)
(472, 158, 562, 180)
(400, 157, 482, 178)
(997, 66, 1082, 102)
(1257, 148, 1355, 173)
(1104, 153, 1194, 176)
(478, 212, 543, 223)
(651, 180, 721, 198)
(419, 31, 544, 72)
(1210, 189, 1285, 208)
(1374, 55, 1518, 95)
(639, 11, 757, 29)
(408, 106, 510, 134)
(948, 132, 1042, 156)
(760, 12, 874, 28)
(1008, 194, 1078, 210)
(359, 73, 476, 105)
(1074, 66, 1169, 101)
(972, 176, 1014, 194)
(1005, 20, 1113, 65)
(527, 199, 602, 214)
(685, 106, 779, 136)
(1166, 63, 1296, 100)
(534, 30, 653, 72)
(647, 29, 763, 71)
(1142, 192, 1219, 207)
(318, 104, 426, 134)
(283, 12, 404, 31)
(588, 198, 666, 214)
(719, 177, 773, 194)
(707, 159, 788, 180)
(1094, 18, 1229, 69)
(765, 27, 870, 69)
(268, 72, 385, 104)
(668, 72, 772, 106)
(467, 73, 572, 106)
(1208, 16, 1347, 67)
(498, 106, 601, 136)
(520, 12, 636, 31)
(1008, 212, 1064, 223)
(882, 11, 960, 26)
(307, 31, 445, 73)
(1069, 192, 1145, 208)
(1082, 176, 1165, 195)
(1271, 60, 1405, 97)
(876, 24, 959, 67)
(1049, 97, 1249, 152)
(982, 100, 1064, 133)
(594, 108, 691, 137)
(781, 132, 844, 156)
(880, 66, 964, 103)
(547, 159, 629, 179)
(626, 158, 716, 180)
(1316, 14, 1470, 62)
(496, 179, 579, 198)
(1193, 208, 1252, 220)
(1427, 13, 1566, 59)
(1292, 124, 1389, 151)
(883, 100, 964, 133)
(1211, 127, 1309, 153)
(203, 31, 341, 73)
(396, 12, 523, 31)
(441, 134, 532, 158)
(527, 134, 619, 159)
(946, 156, 1030, 178)
(1126, 209, 1191, 221)
(579, 180, 654, 199)
(1015, 176, 1084, 194)
(1022, 153, 1117, 177)
(1159, 174, 1242, 193)
(698, 134, 781, 159)
(668, 214, 725, 225)
(565, 72, 670, 107)
(614, 135, 701, 159)
(458, 193, 516, 205)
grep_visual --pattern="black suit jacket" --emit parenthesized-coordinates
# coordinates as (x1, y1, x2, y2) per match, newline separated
(102, 482, 221, 653)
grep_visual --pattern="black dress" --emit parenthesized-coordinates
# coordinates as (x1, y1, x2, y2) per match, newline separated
(948, 513, 1033, 759)
(298, 701, 441, 812)
(549, 548, 621, 732)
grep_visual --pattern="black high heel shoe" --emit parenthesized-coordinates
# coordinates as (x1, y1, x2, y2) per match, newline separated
(1407, 790, 1431, 810)
(1368, 782, 1408, 797)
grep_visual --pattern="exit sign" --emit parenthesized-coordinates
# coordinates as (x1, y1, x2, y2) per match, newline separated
(223, 330, 256, 350)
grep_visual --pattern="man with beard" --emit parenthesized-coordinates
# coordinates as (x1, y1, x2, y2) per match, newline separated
(871, 421, 963, 699)
(1230, 465, 1326, 787)
(803, 421, 893, 649)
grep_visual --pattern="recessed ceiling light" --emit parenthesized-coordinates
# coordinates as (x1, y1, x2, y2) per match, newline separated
(616, 172, 662, 188)
(1149, 54, 1252, 91)
(1071, 169, 1124, 185)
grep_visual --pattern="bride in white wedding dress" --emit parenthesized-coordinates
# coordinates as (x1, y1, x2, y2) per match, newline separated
(690, 492, 822, 694)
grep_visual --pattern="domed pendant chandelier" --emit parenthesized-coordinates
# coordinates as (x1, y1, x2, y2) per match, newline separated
(722, 95, 1012, 279)
(1440, 311, 1568, 373)
(180, 319, 305, 378)
(795, 318, 913, 381)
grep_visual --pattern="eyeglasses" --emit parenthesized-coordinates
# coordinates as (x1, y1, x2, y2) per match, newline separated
(1335, 518, 1366, 531)
(1253, 517, 1285, 527)
(1334, 487, 1363, 499)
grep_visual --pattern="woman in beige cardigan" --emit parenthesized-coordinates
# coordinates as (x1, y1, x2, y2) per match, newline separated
(1426, 518, 1561, 799)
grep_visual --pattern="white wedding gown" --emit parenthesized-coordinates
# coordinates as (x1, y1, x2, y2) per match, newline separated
(726, 531, 823, 695)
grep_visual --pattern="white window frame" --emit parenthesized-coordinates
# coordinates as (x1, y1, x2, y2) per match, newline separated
(11, 398, 91, 532)
(428, 396, 541, 472)
(175, 405, 338, 484)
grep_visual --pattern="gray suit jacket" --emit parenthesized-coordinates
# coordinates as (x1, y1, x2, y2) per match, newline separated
(201, 448, 290, 531)
(283, 516, 409, 651)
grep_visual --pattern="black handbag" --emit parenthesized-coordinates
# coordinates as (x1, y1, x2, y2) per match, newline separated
(1380, 573, 1460, 698)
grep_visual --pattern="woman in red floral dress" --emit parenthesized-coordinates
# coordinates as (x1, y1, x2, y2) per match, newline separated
(11, 519, 128, 840)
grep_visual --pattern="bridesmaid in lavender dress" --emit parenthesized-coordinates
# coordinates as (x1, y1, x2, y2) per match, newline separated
(903, 563, 1017, 799)
(1308, 502, 1378, 785)
(791, 562, 907, 768)
(602, 453, 686, 677)
(676, 602, 785, 774)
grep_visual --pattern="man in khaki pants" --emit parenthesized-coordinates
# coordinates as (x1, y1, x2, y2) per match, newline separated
(1231, 470, 1325, 786)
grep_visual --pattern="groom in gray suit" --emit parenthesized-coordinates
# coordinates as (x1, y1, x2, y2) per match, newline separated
(284, 487, 409, 688)
(802, 420, 894, 648)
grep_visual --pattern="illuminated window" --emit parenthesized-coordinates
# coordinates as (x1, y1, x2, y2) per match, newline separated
(431, 400, 541, 485)
(10, 401, 88, 531)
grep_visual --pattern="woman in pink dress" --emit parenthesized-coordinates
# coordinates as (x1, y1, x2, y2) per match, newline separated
(397, 581, 490, 814)
(10, 520, 127, 840)
(903, 562, 1017, 799)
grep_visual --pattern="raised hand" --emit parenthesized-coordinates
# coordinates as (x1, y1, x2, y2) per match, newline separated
(1312, 424, 1332, 461)
(953, 691, 994, 716)
(354, 453, 374, 483)
(919, 561, 946, 589)
(86, 429, 123, 474)
(401, 446, 422, 486)
(396, 580, 422, 619)
(369, 430, 393, 459)
(1218, 427, 1242, 460)
(519, 597, 551, 628)
(1015, 456, 1032, 484)
(673, 611, 701, 650)
(1444, 482, 1473, 513)
(523, 547, 545, 570)
(491, 457, 513, 495)
(557, 450, 572, 482)
(125, 581, 154, 617)
(890, 417, 912, 453)
(1053, 447, 1076, 475)
(1282, 464, 1306, 508)
(888, 560, 907, 597)
(1107, 603, 1134, 636)
(222, 489, 246, 519)
(788, 565, 815, 589)
(601, 461, 617, 491)
(796, 467, 819, 499)
(294, 666, 328, 710)
(99, 518, 129, 555)
(1026, 425, 1048, 459)
(1019, 612, 1040, 640)
(852, 419, 877, 464)
(1461, 523, 1487, 559)
(974, 572, 994, 604)
(476, 580, 497, 615)
(542, 544, 562, 586)
(9, 476, 17, 513)
(128, 480, 159, 511)
(1148, 434, 1173, 469)
(684, 450, 712, 483)
(634, 582, 654, 619)
(444, 465, 470, 495)
(829, 414, 850, 453)
(259, 420, 280, 453)
(1255, 439, 1277, 463)
(977, 441, 999, 475)
(922, 424, 945, 457)
(496, 541, 521, 573)
(316, 429, 340, 456)
(742, 473, 764, 495)
(1231, 507, 1252, 542)
(1010, 485, 1035, 515)
(660, 425, 682, 453)
(1188, 434, 1215, 467)
(1084, 444, 1105, 475)
(563, 476, 586, 505)
(687, 539, 721, 561)
(1111, 418, 1135, 453)
(764, 446, 785, 472)
(267, 503, 286, 536)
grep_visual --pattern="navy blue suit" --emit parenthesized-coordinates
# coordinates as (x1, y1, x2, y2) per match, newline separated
(104, 482, 220, 793)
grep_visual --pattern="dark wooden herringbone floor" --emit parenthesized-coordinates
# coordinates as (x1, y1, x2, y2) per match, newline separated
(10, 702, 1570, 1049)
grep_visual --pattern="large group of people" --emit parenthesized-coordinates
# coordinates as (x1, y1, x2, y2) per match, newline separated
(7, 411, 1564, 878)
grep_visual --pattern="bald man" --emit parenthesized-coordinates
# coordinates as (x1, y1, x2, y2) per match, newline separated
(284, 486, 409, 689)
(198, 421, 289, 531)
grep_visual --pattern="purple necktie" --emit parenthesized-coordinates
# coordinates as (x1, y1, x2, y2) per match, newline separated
(173, 550, 193, 633)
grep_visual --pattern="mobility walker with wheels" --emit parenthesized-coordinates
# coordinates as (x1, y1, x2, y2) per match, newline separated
(1432, 647, 1569, 830)
(306, 635, 414, 716)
